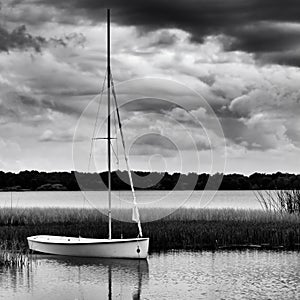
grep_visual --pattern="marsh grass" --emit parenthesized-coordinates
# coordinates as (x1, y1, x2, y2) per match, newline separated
(0, 240, 31, 267)
(256, 190, 300, 215)
(0, 207, 299, 251)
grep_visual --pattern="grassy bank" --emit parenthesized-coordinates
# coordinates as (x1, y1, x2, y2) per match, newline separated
(0, 208, 299, 252)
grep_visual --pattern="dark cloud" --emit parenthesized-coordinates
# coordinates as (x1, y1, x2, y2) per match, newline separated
(0, 24, 86, 53)
(227, 22, 300, 67)
(0, 14, 86, 53)
(229, 23, 300, 53)
(0, 24, 46, 52)
(198, 75, 216, 87)
(257, 51, 300, 68)
(122, 98, 177, 113)
(148, 30, 179, 48)
(49, 33, 87, 48)
(38, 129, 79, 143)
(34, 0, 300, 66)
(134, 133, 177, 151)
(219, 116, 249, 144)
(0, 92, 81, 126)
(19, 95, 81, 116)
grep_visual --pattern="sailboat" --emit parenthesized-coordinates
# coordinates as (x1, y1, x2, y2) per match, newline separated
(27, 9, 149, 259)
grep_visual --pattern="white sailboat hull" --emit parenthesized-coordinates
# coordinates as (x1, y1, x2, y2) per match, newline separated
(27, 235, 149, 259)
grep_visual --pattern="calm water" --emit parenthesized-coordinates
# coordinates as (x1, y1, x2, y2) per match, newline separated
(0, 251, 299, 299)
(0, 190, 262, 210)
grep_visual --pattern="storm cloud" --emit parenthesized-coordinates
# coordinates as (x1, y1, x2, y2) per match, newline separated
(31, 0, 300, 66)
(0, 24, 88, 54)
(1, 0, 300, 173)
(0, 24, 46, 52)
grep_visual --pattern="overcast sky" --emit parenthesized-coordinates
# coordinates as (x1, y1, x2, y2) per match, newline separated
(1, 0, 300, 175)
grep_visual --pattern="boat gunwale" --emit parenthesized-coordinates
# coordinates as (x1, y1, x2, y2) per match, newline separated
(27, 236, 149, 245)
(28, 250, 149, 259)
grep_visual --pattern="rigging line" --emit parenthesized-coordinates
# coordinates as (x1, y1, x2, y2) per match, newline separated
(112, 94, 119, 164)
(88, 71, 107, 172)
(112, 87, 122, 238)
(112, 91, 120, 167)
(110, 141, 119, 164)
(110, 73, 143, 238)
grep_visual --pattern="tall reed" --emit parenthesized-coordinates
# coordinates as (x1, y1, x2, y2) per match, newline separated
(0, 240, 30, 267)
(255, 190, 300, 215)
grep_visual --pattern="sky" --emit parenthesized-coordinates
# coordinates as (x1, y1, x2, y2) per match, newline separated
(1, 0, 300, 175)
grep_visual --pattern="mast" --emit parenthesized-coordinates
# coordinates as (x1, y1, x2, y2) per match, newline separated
(107, 8, 112, 240)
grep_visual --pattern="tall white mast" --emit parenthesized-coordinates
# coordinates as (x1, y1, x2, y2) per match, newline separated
(107, 8, 112, 240)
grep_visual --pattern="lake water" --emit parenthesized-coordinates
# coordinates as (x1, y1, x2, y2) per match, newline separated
(0, 251, 299, 299)
(0, 190, 262, 210)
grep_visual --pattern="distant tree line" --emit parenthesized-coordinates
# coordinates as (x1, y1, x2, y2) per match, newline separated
(0, 170, 300, 191)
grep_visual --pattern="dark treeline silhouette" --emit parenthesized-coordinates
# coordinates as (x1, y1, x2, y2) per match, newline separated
(0, 170, 300, 191)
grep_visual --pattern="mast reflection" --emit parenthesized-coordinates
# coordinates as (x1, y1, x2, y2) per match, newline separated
(3, 255, 150, 299)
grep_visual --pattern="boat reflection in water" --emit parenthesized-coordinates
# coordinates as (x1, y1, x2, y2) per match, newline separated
(0, 255, 149, 300)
